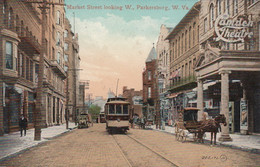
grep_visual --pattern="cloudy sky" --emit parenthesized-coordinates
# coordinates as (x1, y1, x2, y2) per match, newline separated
(64, 0, 198, 98)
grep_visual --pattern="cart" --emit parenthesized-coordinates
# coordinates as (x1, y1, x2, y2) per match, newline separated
(174, 108, 201, 142)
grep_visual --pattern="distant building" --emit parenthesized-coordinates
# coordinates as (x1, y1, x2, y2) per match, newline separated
(122, 86, 143, 118)
(142, 46, 157, 122)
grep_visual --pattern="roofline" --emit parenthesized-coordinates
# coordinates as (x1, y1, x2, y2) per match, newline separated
(166, 1, 201, 40)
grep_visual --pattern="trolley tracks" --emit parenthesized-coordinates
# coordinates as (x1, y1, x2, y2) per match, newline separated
(111, 133, 179, 167)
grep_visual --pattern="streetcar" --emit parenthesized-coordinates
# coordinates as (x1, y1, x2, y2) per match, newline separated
(99, 112, 106, 123)
(104, 97, 130, 133)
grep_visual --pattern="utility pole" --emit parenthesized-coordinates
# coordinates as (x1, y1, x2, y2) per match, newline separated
(24, 0, 64, 141)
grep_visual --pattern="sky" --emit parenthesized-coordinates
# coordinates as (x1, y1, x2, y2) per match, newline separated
(64, 0, 198, 99)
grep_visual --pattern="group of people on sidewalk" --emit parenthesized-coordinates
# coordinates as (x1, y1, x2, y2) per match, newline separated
(129, 115, 146, 129)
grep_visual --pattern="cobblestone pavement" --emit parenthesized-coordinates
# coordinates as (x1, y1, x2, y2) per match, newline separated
(1, 124, 260, 167)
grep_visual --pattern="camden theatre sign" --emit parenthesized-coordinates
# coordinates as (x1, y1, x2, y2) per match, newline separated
(215, 14, 254, 43)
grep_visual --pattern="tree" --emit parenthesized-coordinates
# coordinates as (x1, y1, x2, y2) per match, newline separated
(89, 104, 101, 120)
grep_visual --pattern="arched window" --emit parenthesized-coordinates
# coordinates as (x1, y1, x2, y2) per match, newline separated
(233, 0, 238, 15)
(209, 4, 214, 28)
(216, 0, 222, 17)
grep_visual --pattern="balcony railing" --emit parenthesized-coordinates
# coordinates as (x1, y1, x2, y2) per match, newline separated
(167, 75, 197, 92)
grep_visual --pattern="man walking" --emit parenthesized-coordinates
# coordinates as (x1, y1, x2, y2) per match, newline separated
(19, 114, 28, 137)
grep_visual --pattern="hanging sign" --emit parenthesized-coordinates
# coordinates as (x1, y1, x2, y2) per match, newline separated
(215, 14, 254, 43)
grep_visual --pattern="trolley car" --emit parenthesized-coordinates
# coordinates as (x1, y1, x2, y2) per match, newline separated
(104, 97, 130, 133)
(99, 112, 106, 123)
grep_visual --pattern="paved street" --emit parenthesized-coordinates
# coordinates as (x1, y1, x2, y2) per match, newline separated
(1, 124, 260, 167)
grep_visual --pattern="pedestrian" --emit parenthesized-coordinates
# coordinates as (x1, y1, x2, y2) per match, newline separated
(19, 114, 28, 137)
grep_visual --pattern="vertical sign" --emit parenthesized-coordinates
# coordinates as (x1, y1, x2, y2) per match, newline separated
(240, 100, 248, 130)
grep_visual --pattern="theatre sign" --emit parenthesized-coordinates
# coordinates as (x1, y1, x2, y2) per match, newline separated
(215, 14, 254, 43)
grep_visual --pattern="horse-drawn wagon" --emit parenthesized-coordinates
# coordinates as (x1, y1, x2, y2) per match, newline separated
(174, 107, 227, 144)
(174, 108, 201, 142)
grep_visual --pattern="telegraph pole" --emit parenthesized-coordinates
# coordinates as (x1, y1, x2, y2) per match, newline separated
(24, 0, 65, 140)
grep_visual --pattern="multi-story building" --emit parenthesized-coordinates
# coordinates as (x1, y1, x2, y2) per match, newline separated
(195, 0, 260, 140)
(64, 19, 80, 121)
(122, 86, 143, 118)
(142, 46, 158, 123)
(156, 24, 172, 124)
(166, 2, 201, 124)
(0, 0, 77, 135)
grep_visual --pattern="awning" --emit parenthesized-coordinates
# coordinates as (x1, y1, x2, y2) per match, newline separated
(167, 93, 179, 99)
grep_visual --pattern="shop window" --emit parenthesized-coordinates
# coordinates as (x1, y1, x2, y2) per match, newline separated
(5, 41, 13, 69)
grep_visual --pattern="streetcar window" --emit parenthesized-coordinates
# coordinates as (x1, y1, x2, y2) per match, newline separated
(123, 105, 128, 114)
(109, 104, 115, 114)
(116, 105, 122, 114)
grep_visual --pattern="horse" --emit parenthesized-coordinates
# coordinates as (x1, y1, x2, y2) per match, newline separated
(197, 114, 227, 145)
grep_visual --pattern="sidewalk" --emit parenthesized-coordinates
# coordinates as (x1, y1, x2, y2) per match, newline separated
(0, 122, 77, 161)
(152, 125, 260, 154)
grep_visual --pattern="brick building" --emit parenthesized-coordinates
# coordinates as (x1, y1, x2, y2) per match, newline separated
(166, 2, 201, 124)
(0, 0, 77, 135)
(142, 46, 158, 122)
(122, 86, 143, 118)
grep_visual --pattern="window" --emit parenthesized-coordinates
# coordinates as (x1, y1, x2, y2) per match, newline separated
(56, 11, 60, 25)
(123, 105, 128, 114)
(204, 18, 208, 33)
(30, 60, 33, 82)
(8, 8, 13, 28)
(116, 105, 122, 114)
(148, 71, 151, 80)
(64, 54, 68, 62)
(148, 87, 151, 98)
(57, 52, 61, 64)
(64, 42, 68, 51)
(26, 57, 29, 80)
(5, 41, 13, 69)
(35, 63, 39, 83)
(210, 4, 214, 28)
(189, 27, 191, 48)
(56, 32, 60, 46)
(64, 29, 68, 38)
(225, 0, 230, 14)
(217, 0, 222, 16)
(109, 104, 115, 114)
(233, 0, 238, 15)
(64, 65, 68, 72)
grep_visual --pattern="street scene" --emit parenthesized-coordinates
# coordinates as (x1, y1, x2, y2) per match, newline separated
(1, 0, 260, 166)
(1, 124, 260, 167)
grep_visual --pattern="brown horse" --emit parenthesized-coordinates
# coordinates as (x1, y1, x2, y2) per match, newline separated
(197, 114, 227, 145)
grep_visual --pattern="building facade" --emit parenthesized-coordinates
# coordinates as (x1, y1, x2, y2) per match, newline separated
(142, 46, 158, 123)
(64, 18, 80, 121)
(166, 2, 201, 124)
(0, 0, 77, 135)
(122, 86, 143, 118)
(196, 0, 260, 140)
(156, 25, 172, 124)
